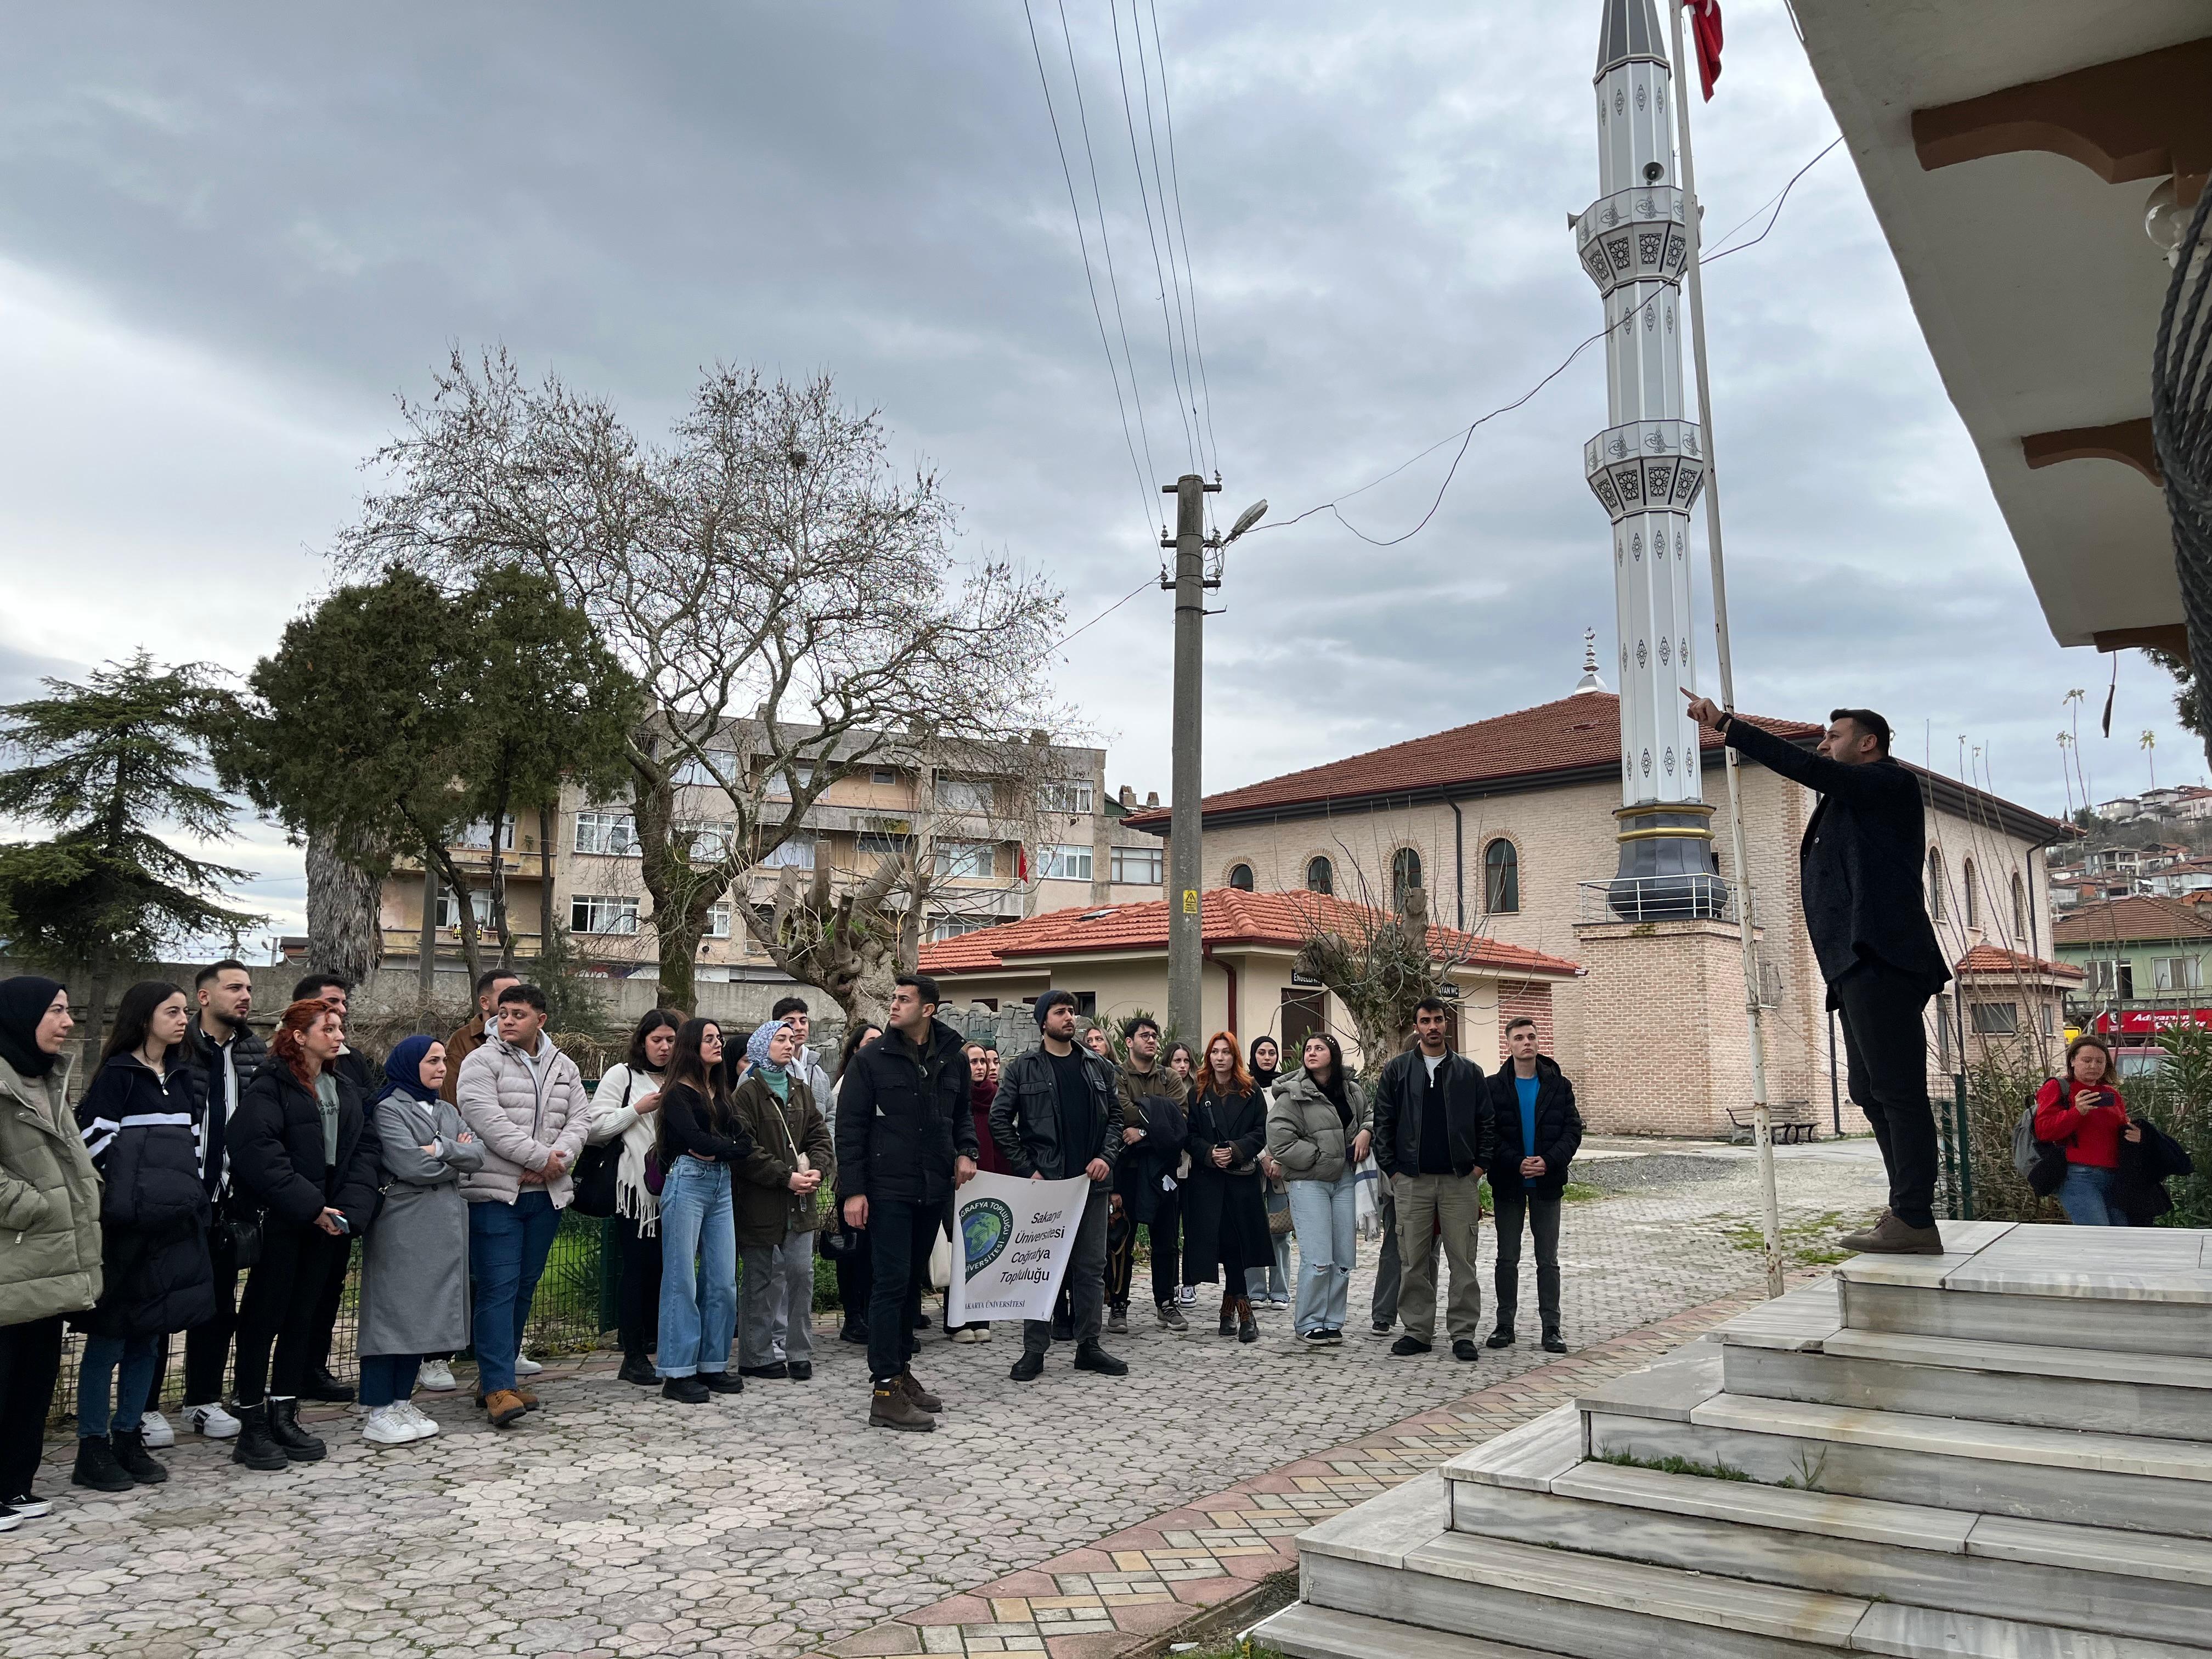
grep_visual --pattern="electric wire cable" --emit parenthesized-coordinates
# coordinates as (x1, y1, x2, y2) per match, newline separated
(1049, 573, 1157, 652)
(1146, 0, 1221, 486)
(1127, 0, 1209, 479)
(1109, 0, 1201, 474)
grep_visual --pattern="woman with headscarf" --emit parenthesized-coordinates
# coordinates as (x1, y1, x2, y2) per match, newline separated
(68, 980, 215, 1491)
(828, 1022, 882, 1346)
(588, 1008, 679, 1386)
(732, 1020, 836, 1381)
(1184, 1032, 1271, 1345)
(655, 1017, 749, 1403)
(356, 1036, 483, 1447)
(1245, 1035, 1292, 1308)
(1266, 1033, 1372, 1347)
(228, 996, 384, 1470)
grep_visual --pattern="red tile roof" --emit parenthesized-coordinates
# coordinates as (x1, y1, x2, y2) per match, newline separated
(1122, 693, 1821, 827)
(918, 888, 1581, 980)
(2051, 895, 2212, 947)
(1953, 944, 2083, 981)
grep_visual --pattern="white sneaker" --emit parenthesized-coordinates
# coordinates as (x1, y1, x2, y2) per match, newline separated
(950, 1327, 978, 1344)
(513, 1355, 543, 1376)
(974, 1324, 994, 1342)
(1177, 1285, 1198, 1307)
(184, 1402, 241, 1440)
(138, 1410, 176, 1449)
(397, 1402, 439, 1441)
(362, 1405, 416, 1446)
(414, 1359, 457, 1392)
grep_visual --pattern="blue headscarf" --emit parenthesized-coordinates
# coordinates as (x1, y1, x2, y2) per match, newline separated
(746, 1019, 793, 1076)
(376, 1034, 442, 1105)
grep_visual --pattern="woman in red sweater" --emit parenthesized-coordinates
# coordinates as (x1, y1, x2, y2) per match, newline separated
(2033, 1034, 2142, 1226)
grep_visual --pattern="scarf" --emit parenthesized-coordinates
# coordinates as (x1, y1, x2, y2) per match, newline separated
(605, 1059, 665, 1235)
(0, 974, 65, 1080)
(375, 1034, 442, 1106)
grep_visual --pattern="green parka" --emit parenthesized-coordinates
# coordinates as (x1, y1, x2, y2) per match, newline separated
(0, 1049, 103, 1325)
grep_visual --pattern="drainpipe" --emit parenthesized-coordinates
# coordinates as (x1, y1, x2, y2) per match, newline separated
(1204, 942, 1239, 1035)
(1447, 797, 1466, 931)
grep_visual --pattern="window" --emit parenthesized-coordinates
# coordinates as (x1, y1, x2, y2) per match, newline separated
(682, 822, 735, 861)
(870, 767, 899, 786)
(458, 816, 516, 851)
(935, 840, 997, 879)
(1935, 994, 1954, 1070)
(935, 776, 995, 815)
(761, 832, 816, 870)
(2041, 1002, 2056, 1036)
(1391, 847, 1423, 906)
(1112, 845, 1163, 885)
(2011, 872, 2027, 942)
(857, 829, 913, 860)
(573, 810, 639, 856)
(1305, 855, 1334, 896)
(1969, 1002, 2019, 1035)
(763, 764, 815, 800)
(435, 888, 492, 929)
(1483, 840, 1520, 914)
(1758, 962, 1784, 1007)
(2086, 958, 2135, 997)
(1039, 780, 1096, 816)
(929, 913, 997, 943)
(706, 904, 732, 939)
(1227, 862, 1255, 891)
(1042, 844, 1092, 881)
(2154, 955, 2202, 991)
(572, 895, 640, 935)
(1962, 859, 1979, 928)
(1926, 848, 1945, 921)
(673, 749, 736, 788)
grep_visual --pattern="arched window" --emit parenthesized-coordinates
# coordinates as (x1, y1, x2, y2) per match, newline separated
(1305, 856, 1334, 896)
(1484, 839, 1520, 914)
(1391, 847, 1423, 907)
(1227, 862, 1255, 891)
(1926, 848, 1945, 921)
(1962, 858, 1979, 928)
(2011, 872, 2028, 943)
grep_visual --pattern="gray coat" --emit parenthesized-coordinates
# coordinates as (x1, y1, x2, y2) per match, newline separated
(358, 1091, 485, 1357)
(1266, 1070, 1373, 1184)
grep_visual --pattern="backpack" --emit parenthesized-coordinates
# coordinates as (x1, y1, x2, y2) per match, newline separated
(568, 1074, 631, 1218)
(2012, 1084, 2069, 1197)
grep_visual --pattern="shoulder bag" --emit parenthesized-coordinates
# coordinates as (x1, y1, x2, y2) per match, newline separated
(569, 1075, 631, 1218)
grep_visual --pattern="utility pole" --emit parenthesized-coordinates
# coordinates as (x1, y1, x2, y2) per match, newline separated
(1164, 472, 1220, 1042)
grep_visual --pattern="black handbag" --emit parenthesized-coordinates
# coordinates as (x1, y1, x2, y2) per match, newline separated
(216, 1207, 264, 1270)
(569, 1076, 630, 1218)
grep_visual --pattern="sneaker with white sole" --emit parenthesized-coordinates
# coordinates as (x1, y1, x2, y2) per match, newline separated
(183, 1403, 241, 1440)
(414, 1359, 457, 1392)
(362, 1406, 416, 1446)
(513, 1355, 543, 1376)
(1177, 1285, 1197, 1307)
(138, 1410, 176, 1449)
(396, 1402, 439, 1441)
(4, 1492, 50, 1519)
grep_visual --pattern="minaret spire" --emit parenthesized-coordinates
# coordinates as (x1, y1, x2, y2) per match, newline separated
(1577, 0, 1718, 916)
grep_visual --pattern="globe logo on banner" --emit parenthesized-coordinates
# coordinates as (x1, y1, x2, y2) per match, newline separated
(962, 1198, 1014, 1280)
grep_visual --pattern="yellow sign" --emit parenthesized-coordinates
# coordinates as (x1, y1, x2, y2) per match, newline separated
(1182, 889, 1199, 915)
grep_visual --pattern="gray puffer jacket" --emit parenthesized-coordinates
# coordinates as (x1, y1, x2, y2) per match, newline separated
(455, 1034, 592, 1207)
(1266, 1069, 1373, 1184)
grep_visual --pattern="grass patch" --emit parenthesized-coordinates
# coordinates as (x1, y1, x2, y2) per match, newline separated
(1559, 1180, 1606, 1204)
(1720, 1210, 1859, 1268)
(1595, 1448, 1751, 1482)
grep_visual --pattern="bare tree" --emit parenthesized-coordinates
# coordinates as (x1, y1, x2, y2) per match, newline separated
(338, 351, 1066, 1010)
(1292, 862, 1468, 1071)
(304, 827, 386, 988)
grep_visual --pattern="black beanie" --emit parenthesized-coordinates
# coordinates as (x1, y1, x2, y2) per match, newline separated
(1034, 990, 1076, 1029)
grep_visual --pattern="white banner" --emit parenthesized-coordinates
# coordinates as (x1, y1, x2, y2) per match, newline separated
(946, 1170, 1092, 1324)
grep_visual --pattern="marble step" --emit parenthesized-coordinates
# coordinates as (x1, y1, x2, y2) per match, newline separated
(1836, 1222, 2212, 1359)
(1722, 1327, 2212, 1440)
(1446, 1458, 2212, 1645)
(1253, 1602, 1564, 1659)
(1300, 1526, 2212, 1658)
(1588, 1385, 2212, 1538)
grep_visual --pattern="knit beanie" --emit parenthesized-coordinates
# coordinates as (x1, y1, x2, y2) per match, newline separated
(1034, 990, 1079, 1029)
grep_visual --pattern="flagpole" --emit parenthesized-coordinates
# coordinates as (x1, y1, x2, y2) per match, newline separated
(1669, 0, 1784, 1299)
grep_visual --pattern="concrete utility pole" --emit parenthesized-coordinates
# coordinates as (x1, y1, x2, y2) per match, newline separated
(1164, 472, 1220, 1042)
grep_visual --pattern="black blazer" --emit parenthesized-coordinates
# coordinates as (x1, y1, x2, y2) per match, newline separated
(1724, 717, 1950, 1003)
(1485, 1058, 1584, 1199)
(835, 1018, 981, 1204)
(1371, 1047, 1493, 1180)
(229, 1063, 383, 1233)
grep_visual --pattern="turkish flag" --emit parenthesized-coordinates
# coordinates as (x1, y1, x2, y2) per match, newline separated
(1017, 845, 1029, 882)
(1688, 0, 1722, 100)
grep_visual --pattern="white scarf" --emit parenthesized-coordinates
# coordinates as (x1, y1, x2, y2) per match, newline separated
(596, 1062, 664, 1236)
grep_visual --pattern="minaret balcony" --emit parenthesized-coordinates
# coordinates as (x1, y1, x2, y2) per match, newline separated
(1574, 185, 1688, 296)
(1583, 418, 1706, 523)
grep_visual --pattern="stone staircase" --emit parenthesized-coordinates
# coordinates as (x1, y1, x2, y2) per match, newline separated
(1254, 1220, 2212, 1658)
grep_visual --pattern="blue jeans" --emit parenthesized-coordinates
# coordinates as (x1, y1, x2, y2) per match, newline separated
(78, 1333, 160, 1438)
(2057, 1163, 2128, 1227)
(656, 1157, 737, 1378)
(359, 1354, 420, 1409)
(1288, 1167, 1359, 1335)
(469, 1190, 560, 1395)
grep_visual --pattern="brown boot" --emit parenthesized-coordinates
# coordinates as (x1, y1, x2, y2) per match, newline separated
(1219, 1293, 1238, 1338)
(898, 1370, 943, 1413)
(871, 1382, 935, 1432)
(1839, 1213, 1945, 1255)
(481, 1389, 530, 1429)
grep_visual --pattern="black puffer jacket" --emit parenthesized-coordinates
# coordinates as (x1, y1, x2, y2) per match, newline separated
(834, 1018, 981, 1205)
(230, 1061, 384, 1233)
(71, 1052, 215, 1338)
(1484, 1057, 1584, 1200)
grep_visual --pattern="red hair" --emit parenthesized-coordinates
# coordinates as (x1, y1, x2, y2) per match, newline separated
(1198, 1030, 1253, 1097)
(270, 996, 341, 1087)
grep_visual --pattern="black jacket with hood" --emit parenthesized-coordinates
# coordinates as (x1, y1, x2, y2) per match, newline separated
(1484, 1057, 1584, 1200)
(71, 1050, 215, 1338)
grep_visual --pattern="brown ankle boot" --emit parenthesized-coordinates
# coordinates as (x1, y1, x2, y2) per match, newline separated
(1218, 1293, 1238, 1337)
(871, 1382, 935, 1432)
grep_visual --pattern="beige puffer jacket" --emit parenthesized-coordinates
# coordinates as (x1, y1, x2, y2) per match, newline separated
(1266, 1069, 1373, 1184)
(0, 1050, 103, 1325)
(454, 1035, 592, 1207)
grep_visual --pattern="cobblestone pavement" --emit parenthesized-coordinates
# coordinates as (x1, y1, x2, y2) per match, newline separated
(0, 1146, 1888, 1658)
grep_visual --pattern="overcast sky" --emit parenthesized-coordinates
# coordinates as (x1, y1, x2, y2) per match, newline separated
(0, 2, 2190, 946)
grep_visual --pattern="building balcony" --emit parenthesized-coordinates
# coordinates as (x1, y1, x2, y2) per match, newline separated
(1576, 876, 1737, 926)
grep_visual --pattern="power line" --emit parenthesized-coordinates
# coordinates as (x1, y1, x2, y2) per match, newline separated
(1127, 0, 1208, 480)
(1109, 0, 1200, 475)
(1703, 137, 1841, 261)
(1051, 573, 1157, 652)
(1020, 0, 1157, 543)
(1146, 0, 1221, 484)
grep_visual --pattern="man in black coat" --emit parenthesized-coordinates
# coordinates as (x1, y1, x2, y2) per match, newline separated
(1687, 695, 1951, 1254)
(836, 972, 979, 1431)
(1484, 1017, 1583, 1352)
(1370, 998, 1493, 1362)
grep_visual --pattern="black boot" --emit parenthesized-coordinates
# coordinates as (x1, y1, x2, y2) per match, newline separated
(298, 1365, 354, 1404)
(617, 1353, 658, 1387)
(109, 1429, 168, 1486)
(71, 1436, 133, 1493)
(230, 1402, 289, 1471)
(266, 1397, 326, 1463)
